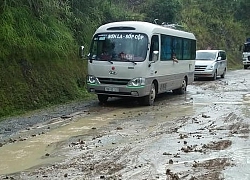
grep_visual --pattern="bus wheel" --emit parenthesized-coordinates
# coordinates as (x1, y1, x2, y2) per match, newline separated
(98, 94, 108, 104)
(173, 79, 187, 95)
(139, 83, 156, 106)
(244, 65, 248, 69)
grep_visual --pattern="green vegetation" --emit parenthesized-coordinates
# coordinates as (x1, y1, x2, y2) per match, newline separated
(0, 3, 86, 117)
(0, 0, 249, 118)
(179, 0, 247, 69)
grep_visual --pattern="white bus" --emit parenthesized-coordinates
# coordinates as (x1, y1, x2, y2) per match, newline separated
(81, 21, 196, 105)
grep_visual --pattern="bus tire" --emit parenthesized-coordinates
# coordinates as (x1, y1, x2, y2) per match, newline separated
(173, 79, 187, 95)
(139, 83, 156, 106)
(98, 94, 108, 104)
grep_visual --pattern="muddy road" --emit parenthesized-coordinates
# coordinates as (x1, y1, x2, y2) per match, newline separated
(0, 69, 249, 180)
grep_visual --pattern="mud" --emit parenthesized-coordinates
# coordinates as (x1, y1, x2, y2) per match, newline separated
(0, 69, 249, 180)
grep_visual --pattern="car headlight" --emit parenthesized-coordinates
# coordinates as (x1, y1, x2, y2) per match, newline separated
(87, 75, 100, 84)
(207, 64, 215, 70)
(127, 77, 145, 87)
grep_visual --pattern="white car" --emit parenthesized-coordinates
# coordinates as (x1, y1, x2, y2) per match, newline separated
(194, 50, 227, 80)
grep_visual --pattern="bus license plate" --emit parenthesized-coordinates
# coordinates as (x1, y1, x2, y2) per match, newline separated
(105, 87, 119, 92)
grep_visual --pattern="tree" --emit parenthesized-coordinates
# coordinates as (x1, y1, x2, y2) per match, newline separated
(140, 0, 181, 24)
(234, 0, 250, 31)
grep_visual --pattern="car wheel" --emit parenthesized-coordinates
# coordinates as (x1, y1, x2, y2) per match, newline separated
(221, 68, 226, 78)
(211, 71, 217, 81)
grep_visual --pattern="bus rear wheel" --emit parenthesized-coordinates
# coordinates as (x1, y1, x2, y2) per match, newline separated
(139, 83, 156, 106)
(173, 79, 187, 95)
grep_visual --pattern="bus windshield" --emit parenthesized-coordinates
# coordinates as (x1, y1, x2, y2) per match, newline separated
(243, 43, 250, 52)
(89, 33, 148, 62)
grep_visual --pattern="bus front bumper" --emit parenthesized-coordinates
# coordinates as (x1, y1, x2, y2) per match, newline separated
(87, 84, 150, 98)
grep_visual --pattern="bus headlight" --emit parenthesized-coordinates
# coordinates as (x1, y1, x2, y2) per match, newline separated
(87, 75, 100, 84)
(127, 77, 145, 87)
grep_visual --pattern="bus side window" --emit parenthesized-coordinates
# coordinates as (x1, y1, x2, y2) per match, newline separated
(149, 35, 159, 61)
(161, 35, 172, 61)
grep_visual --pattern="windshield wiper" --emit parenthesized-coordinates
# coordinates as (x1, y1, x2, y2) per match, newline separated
(123, 59, 137, 65)
(131, 61, 137, 65)
(108, 60, 113, 64)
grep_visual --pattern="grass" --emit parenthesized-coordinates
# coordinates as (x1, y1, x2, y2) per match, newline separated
(0, 6, 88, 118)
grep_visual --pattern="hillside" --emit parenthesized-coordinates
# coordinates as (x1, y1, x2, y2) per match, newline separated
(0, 0, 249, 118)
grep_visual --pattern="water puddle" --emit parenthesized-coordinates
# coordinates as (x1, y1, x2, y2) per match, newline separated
(0, 137, 59, 175)
(0, 108, 129, 175)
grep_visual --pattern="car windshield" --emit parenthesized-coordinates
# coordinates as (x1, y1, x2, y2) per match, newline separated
(89, 33, 148, 62)
(196, 51, 216, 60)
(243, 43, 250, 52)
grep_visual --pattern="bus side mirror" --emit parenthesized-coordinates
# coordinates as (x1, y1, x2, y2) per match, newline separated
(152, 51, 159, 62)
(79, 46, 85, 58)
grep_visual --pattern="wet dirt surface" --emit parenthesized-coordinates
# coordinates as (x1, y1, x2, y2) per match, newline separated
(0, 69, 250, 180)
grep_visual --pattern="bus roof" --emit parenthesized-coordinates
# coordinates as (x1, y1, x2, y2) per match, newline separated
(95, 21, 196, 40)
